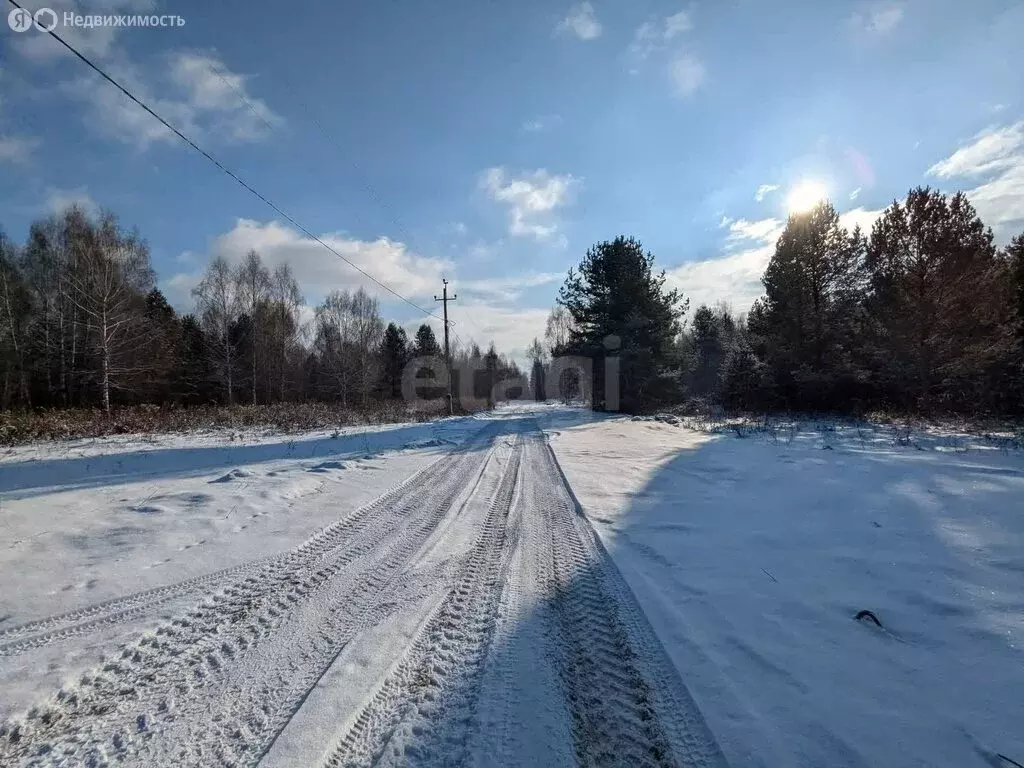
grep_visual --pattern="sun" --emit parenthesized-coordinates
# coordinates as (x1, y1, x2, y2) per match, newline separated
(786, 180, 828, 213)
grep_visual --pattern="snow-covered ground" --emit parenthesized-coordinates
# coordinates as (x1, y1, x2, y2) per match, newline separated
(549, 415, 1024, 768)
(0, 404, 725, 767)
(1, 403, 1021, 767)
(0, 416, 480, 722)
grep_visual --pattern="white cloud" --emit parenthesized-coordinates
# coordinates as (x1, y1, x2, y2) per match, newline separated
(724, 216, 784, 245)
(850, 1, 905, 37)
(64, 51, 282, 149)
(754, 184, 779, 202)
(166, 52, 283, 142)
(557, 3, 602, 40)
(927, 122, 1024, 237)
(164, 219, 453, 312)
(628, 9, 705, 95)
(664, 10, 693, 39)
(927, 122, 1023, 178)
(668, 244, 772, 316)
(670, 54, 705, 97)
(0, 135, 39, 164)
(46, 187, 98, 216)
(629, 22, 660, 63)
(426, 301, 552, 368)
(839, 206, 884, 235)
(629, 8, 695, 63)
(850, 187, 862, 200)
(459, 273, 563, 303)
(481, 167, 579, 241)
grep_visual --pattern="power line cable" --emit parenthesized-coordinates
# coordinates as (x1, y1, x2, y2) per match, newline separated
(5, 0, 444, 322)
(203, 59, 466, 342)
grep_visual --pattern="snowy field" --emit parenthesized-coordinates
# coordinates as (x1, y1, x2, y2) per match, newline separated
(550, 415, 1024, 768)
(0, 403, 1021, 767)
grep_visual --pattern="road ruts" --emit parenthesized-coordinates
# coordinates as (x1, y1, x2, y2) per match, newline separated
(0, 560, 275, 658)
(322, 434, 524, 768)
(0, 423, 504, 768)
(532, 431, 728, 768)
(318, 423, 727, 768)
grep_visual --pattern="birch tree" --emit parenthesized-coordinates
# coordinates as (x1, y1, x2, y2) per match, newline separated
(67, 214, 155, 412)
(234, 250, 270, 404)
(193, 255, 239, 403)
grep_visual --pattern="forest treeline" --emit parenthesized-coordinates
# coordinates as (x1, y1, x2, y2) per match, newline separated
(1, 185, 1022, 428)
(534, 186, 1023, 415)
(0, 206, 522, 415)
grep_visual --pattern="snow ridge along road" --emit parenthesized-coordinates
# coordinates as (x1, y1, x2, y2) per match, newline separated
(0, 416, 726, 767)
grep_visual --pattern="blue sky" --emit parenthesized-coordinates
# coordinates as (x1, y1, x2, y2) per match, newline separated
(1, 0, 1022, 359)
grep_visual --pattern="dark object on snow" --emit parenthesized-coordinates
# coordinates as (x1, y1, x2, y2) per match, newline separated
(998, 755, 1024, 768)
(855, 609, 882, 627)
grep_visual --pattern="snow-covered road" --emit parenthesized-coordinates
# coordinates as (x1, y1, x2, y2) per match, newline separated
(5, 404, 1021, 768)
(0, 410, 726, 767)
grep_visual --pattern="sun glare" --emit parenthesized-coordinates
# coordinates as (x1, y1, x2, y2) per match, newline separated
(786, 180, 828, 213)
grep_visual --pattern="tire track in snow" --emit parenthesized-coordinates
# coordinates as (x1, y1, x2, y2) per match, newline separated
(323, 434, 523, 768)
(536, 434, 728, 768)
(0, 561, 271, 657)
(139, 435, 510, 767)
(0, 418, 727, 768)
(0, 423, 504, 767)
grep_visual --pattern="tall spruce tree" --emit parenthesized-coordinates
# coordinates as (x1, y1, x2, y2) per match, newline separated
(379, 322, 409, 399)
(413, 323, 442, 358)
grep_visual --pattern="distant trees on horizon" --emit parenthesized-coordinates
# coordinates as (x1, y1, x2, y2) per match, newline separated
(0, 207, 523, 413)
(545, 186, 1023, 415)
(2, 184, 1022, 418)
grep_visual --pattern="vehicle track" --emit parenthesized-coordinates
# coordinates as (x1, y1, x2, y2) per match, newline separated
(0, 434, 475, 658)
(0, 418, 727, 768)
(323, 434, 523, 768)
(535, 433, 727, 768)
(0, 560, 272, 658)
(0, 424, 504, 767)
(137, 436, 517, 767)
(320, 424, 726, 768)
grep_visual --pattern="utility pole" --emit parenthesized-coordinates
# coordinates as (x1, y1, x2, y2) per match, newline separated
(434, 279, 457, 414)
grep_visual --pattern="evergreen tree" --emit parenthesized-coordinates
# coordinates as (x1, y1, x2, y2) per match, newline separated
(719, 332, 761, 412)
(178, 314, 213, 404)
(758, 201, 865, 409)
(143, 287, 179, 404)
(866, 188, 1000, 410)
(690, 305, 724, 397)
(484, 343, 498, 409)
(379, 322, 409, 399)
(1008, 234, 1024, 349)
(558, 236, 686, 412)
(526, 338, 546, 401)
(413, 323, 442, 358)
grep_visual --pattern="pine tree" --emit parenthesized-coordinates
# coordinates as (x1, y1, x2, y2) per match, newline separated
(379, 322, 409, 399)
(690, 305, 724, 397)
(758, 201, 865, 409)
(719, 332, 761, 412)
(866, 188, 1000, 411)
(526, 337, 546, 401)
(413, 324, 442, 358)
(143, 287, 179, 404)
(558, 236, 686, 412)
(484, 343, 498, 409)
